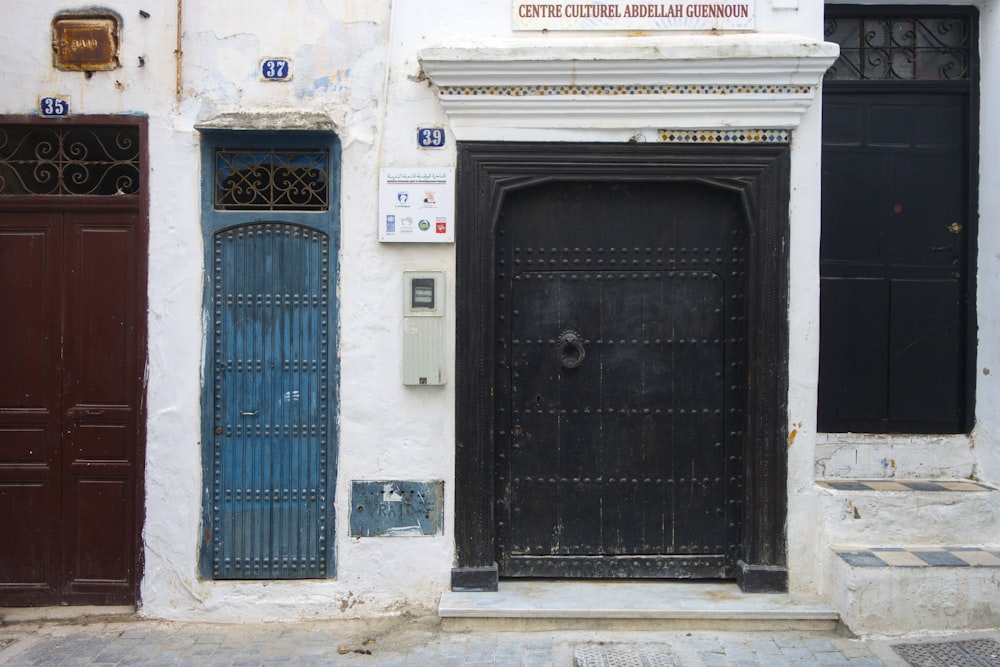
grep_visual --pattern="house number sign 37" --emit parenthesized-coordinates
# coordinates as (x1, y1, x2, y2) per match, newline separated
(260, 58, 292, 81)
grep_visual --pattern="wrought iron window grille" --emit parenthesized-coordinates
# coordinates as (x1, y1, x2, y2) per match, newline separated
(824, 15, 970, 81)
(0, 126, 140, 195)
(214, 149, 329, 211)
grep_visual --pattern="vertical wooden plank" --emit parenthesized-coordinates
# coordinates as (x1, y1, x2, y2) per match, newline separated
(62, 213, 139, 602)
(0, 214, 62, 604)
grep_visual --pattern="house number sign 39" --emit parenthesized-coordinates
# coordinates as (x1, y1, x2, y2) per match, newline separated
(417, 128, 446, 149)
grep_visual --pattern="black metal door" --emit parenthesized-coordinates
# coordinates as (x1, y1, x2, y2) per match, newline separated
(819, 8, 976, 434)
(819, 90, 971, 433)
(494, 181, 745, 578)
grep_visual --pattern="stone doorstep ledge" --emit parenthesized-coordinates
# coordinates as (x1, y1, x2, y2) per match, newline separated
(817, 479, 996, 493)
(0, 606, 136, 624)
(824, 546, 1000, 635)
(438, 580, 838, 623)
(834, 546, 1000, 569)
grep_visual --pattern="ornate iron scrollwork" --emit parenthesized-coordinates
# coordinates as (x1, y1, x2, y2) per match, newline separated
(215, 149, 329, 211)
(824, 15, 970, 81)
(0, 126, 140, 195)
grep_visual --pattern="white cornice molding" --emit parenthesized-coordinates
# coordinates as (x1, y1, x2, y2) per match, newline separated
(418, 35, 839, 138)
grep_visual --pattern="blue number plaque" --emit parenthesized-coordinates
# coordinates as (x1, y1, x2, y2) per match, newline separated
(260, 58, 291, 81)
(417, 127, 446, 149)
(39, 97, 70, 118)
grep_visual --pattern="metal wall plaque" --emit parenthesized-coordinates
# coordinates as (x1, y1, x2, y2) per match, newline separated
(417, 128, 446, 149)
(260, 58, 292, 81)
(39, 96, 71, 118)
(52, 17, 119, 71)
(379, 168, 455, 243)
(350, 481, 445, 537)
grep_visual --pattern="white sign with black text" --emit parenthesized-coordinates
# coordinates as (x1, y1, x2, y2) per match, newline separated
(379, 168, 455, 243)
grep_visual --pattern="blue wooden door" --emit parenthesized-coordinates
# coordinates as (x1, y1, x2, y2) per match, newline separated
(207, 222, 331, 579)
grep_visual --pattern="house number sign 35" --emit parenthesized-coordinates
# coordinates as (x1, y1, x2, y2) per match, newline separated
(40, 97, 71, 118)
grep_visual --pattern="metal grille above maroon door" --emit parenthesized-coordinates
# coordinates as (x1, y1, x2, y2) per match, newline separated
(494, 181, 746, 578)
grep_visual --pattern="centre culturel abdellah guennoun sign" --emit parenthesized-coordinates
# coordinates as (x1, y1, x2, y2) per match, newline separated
(513, 1, 755, 30)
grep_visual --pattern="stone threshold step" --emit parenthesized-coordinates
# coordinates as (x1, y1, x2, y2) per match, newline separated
(0, 605, 136, 624)
(818, 479, 995, 492)
(835, 546, 1000, 568)
(439, 581, 839, 632)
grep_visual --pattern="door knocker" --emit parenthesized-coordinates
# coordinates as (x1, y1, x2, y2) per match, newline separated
(555, 330, 586, 369)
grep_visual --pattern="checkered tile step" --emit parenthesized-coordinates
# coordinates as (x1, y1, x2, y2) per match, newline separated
(818, 479, 995, 492)
(836, 547, 1000, 568)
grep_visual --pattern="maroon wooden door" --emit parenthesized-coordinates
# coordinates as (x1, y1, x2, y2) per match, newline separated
(0, 207, 144, 605)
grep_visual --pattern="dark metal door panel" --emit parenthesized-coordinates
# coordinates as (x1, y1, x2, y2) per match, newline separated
(509, 272, 725, 557)
(0, 213, 63, 604)
(888, 278, 962, 423)
(495, 180, 745, 579)
(210, 223, 331, 579)
(819, 92, 969, 432)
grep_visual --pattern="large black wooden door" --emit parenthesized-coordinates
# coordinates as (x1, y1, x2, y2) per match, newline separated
(494, 181, 745, 578)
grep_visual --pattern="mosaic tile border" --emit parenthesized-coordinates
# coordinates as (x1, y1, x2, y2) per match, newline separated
(657, 129, 791, 144)
(819, 479, 996, 492)
(439, 83, 813, 97)
(837, 547, 1000, 568)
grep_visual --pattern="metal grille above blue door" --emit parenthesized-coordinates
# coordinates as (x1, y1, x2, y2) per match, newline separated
(210, 223, 330, 579)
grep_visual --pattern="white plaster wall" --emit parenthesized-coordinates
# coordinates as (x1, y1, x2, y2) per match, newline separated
(148, 0, 467, 621)
(785, 93, 825, 595)
(0, 2, 178, 113)
(974, 0, 1000, 485)
(2, 0, 845, 621)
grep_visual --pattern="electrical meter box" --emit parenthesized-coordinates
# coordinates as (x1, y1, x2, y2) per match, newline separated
(402, 271, 445, 385)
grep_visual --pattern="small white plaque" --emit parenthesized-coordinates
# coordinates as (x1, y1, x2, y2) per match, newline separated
(379, 168, 455, 243)
(512, 1, 755, 31)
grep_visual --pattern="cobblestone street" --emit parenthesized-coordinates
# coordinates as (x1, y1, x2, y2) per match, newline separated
(3, 613, 995, 666)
